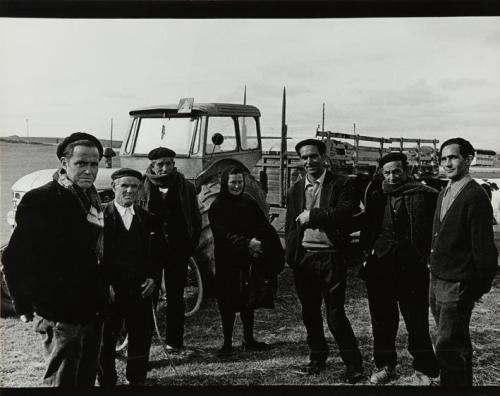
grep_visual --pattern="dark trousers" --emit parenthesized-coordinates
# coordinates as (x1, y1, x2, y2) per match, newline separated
(429, 274, 474, 387)
(165, 251, 189, 349)
(293, 251, 362, 368)
(218, 301, 255, 345)
(366, 255, 438, 376)
(99, 293, 154, 386)
(34, 315, 103, 387)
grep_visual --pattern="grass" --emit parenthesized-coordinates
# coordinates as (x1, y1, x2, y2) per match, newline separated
(1, 258, 499, 387)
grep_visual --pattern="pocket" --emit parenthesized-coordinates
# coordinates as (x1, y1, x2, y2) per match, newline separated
(433, 277, 462, 304)
(54, 321, 80, 338)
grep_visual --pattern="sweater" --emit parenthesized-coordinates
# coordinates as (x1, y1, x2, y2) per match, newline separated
(429, 180, 498, 295)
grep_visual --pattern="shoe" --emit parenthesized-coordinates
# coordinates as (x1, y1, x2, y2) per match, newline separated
(406, 370, 437, 386)
(345, 365, 364, 384)
(370, 366, 397, 385)
(241, 340, 271, 351)
(299, 360, 326, 375)
(218, 344, 235, 356)
(128, 379, 145, 386)
(165, 344, 183, 354)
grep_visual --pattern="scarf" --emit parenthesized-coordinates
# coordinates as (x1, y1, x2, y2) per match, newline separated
(382, 178, 432, 197)
(53, 169, 104, 263)
(144, 165, 179, 189)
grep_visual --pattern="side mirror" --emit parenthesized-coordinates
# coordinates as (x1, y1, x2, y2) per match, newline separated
(103, 147, 116, 169)
(211, 133, 224, 146)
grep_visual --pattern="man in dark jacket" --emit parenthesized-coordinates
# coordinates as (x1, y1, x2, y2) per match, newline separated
(360, 152, 439, 385)
(98, 168, 164, 386)
(285, 139, 364, 382)
(429, 138, 498, 386)
(139, 147, 202, 351)
(2, 132, 108, 386)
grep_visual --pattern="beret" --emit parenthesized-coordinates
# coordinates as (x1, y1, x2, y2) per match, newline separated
(148, 147, 176, 160)
(379, 152, 408, 167)
(56, 132, 104, 159)
(294, 138, 327, 155)
(111, 168, 143, 181)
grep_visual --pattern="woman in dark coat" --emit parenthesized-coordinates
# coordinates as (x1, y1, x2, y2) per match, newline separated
(208, 166, 284, 355)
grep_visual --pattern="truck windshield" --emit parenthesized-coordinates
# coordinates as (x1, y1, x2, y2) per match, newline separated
(133, 117, 198, 156)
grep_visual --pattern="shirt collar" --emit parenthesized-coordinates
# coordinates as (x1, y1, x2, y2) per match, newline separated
(113, 200, 135, 216)
(446, 173, 473, 195)
(305, 170, 326, 189)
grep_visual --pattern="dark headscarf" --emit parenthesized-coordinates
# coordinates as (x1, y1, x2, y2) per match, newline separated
(219, 166, 246, 200)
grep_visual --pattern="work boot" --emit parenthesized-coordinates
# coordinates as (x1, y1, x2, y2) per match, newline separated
(345, 365, 364, 384)
(298, 360, 326, 375)
(241, 340, 271, 351)
(217, 343, 235, 356)
(370, 366, 397, 385)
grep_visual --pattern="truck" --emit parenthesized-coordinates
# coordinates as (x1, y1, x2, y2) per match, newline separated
(0, 99, 271, 318)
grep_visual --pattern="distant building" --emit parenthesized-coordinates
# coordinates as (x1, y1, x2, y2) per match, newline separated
(472, 149, 496, 167)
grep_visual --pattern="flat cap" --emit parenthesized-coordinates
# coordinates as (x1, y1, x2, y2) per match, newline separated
(56, 132, 104, 159)
(148, 147, 176, 160)
(294, 138, 327, 155)
(379, 152, 408, 168)
(111, 168, 143, 181)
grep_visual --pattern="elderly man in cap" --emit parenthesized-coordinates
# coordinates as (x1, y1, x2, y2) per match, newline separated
(360, 152, 439, 385)
(2, 132, 108, 386)
(139, 147, 201, 352)
(285, 138, 364, 382)
(98, 168, 163, 386)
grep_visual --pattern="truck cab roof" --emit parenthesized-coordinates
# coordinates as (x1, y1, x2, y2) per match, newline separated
(129, 103, 261, 118)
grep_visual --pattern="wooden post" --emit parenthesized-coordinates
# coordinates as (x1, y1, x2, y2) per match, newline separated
(280, 87, 287, 207)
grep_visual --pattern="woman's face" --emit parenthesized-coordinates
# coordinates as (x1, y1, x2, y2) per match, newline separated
(227, 173, 244, 196)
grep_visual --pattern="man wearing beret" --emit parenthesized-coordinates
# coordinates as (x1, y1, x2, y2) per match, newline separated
(98, 168, 164, 386)
(285, 139, 364, 382)
(3, 132, 108, 386)
(139, 147, 202, 352)
(360, 152, 439, 384)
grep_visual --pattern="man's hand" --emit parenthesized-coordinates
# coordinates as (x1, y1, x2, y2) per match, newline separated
(296, 210, 310, 226)
(108, 285, 116, 304)
(141, 278, 156, 299)
(249, 238, 263, 258)
(20, 313, 34, 323)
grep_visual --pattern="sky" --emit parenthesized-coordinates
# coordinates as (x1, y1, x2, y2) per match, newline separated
(1, 17, 499, 152)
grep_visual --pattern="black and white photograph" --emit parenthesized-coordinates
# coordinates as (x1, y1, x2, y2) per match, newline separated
(0, 5, 499, 389)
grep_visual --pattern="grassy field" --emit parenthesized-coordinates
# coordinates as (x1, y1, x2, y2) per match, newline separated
(1, 258, 499, 387)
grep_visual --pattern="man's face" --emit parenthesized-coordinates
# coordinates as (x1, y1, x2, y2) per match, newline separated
(382, 161, 408, 185)
(113, 176, 141, 207)
(227, 173, 244, 196)
(61, 145, 100, 189)
(299, 145, 325, 178)
(152, 157, 175, 176)
(440, 143, 472, 181)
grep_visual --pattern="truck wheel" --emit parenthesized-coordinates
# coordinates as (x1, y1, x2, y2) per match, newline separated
(184, 257, 203, 317)
(0, 245, 17, 318)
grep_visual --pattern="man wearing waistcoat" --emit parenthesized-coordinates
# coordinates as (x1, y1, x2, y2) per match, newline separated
(360, 152, 439, 385)
(285, 139, 364, 382)
(429, 137, 498, 386)
(140, 147, 202, 352)
(98, 168, 163, 386)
